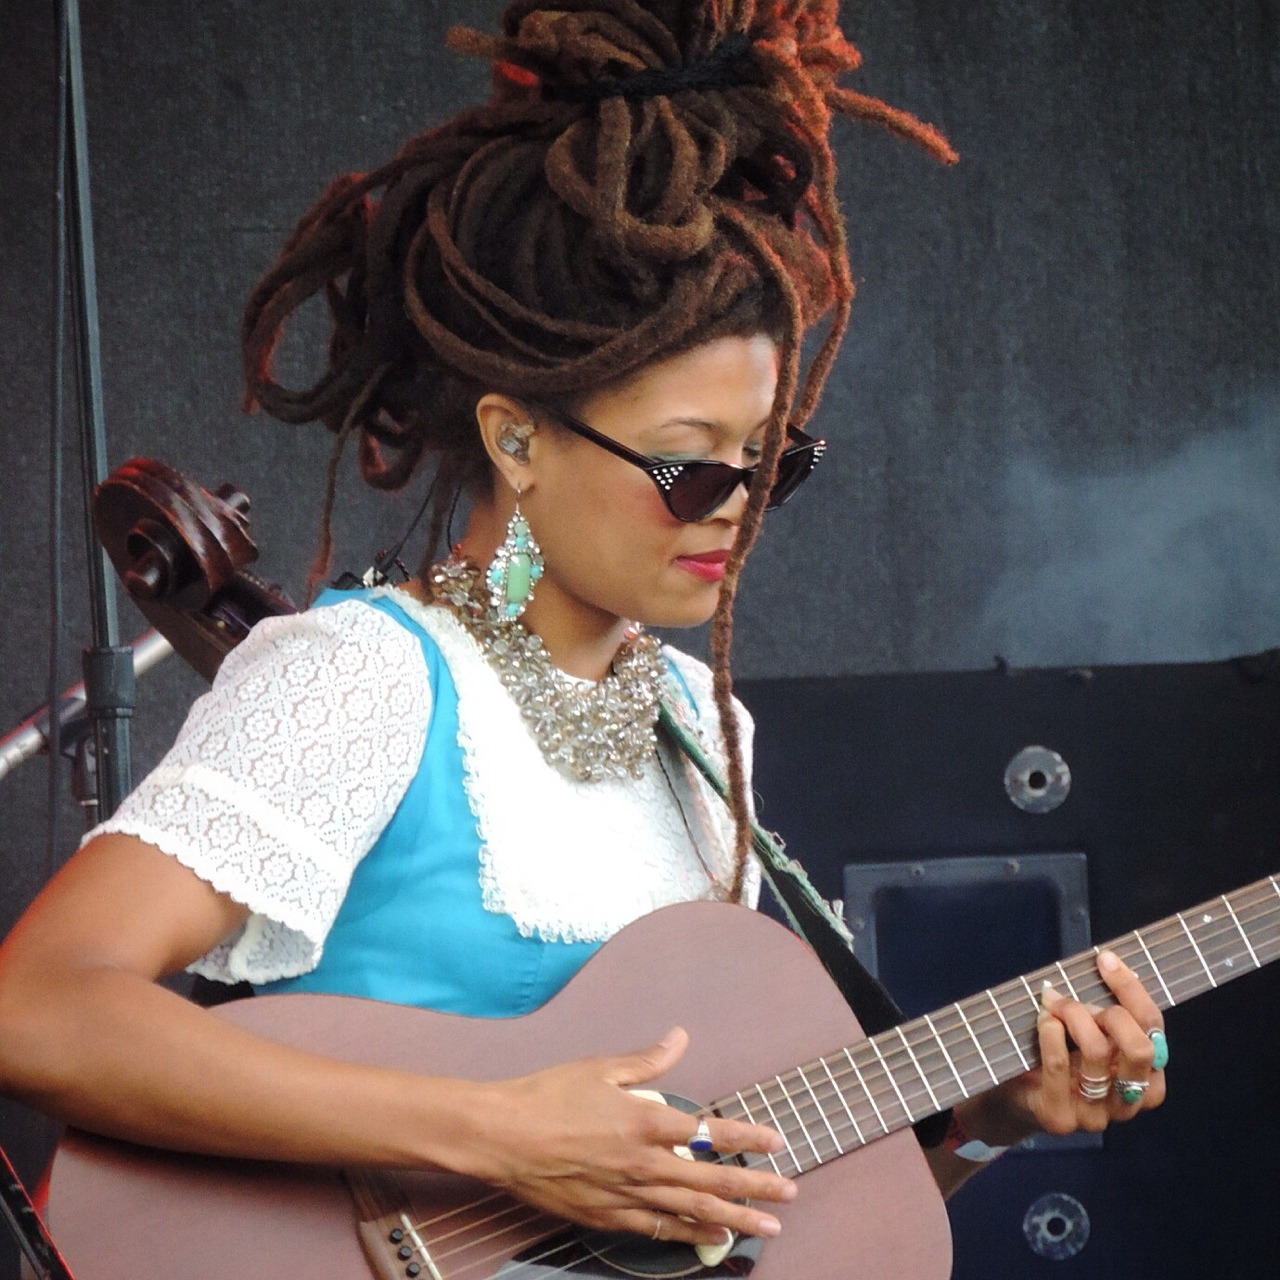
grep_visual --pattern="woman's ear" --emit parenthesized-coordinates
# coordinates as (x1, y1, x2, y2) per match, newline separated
(475, 393, 540, 494)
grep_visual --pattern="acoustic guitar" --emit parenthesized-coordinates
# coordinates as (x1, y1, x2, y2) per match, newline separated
(47, 877, 1279, 1280)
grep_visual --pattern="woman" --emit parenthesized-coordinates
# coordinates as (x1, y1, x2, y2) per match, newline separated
(0, 0, 1164, 1260)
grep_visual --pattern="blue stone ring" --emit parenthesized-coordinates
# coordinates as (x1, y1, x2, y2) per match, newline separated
(1149, 1028, 1170, 1071)
(688, 1117, 715, 1154)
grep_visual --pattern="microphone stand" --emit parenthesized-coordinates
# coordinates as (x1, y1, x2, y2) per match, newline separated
(3, 0, 129, 1272)
(0, 629, 172, 791)
(62, 0, 133, 826)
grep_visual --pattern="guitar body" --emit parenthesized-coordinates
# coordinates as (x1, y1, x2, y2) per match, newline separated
(47, 902, 951, 1279)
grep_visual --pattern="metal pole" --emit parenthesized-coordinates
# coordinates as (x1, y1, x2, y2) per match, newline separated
(62, 0, 133, 820)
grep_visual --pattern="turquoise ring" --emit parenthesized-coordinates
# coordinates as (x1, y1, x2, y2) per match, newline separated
(1149, 1028, 1170, 1071)
(1115, 1078, 1149, 1105)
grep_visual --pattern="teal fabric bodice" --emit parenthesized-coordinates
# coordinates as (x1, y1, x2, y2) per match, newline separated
(255, 589, 601, 1016)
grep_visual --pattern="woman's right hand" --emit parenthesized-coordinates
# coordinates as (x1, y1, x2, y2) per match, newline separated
(461, 1027, 795, 1247)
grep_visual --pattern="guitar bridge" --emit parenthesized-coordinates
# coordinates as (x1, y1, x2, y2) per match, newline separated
(346, 1169, 445, 1280)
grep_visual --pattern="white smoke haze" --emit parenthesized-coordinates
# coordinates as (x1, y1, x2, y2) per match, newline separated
(970, 412, 1280, 668)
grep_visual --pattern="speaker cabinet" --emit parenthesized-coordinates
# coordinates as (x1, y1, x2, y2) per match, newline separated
(739, 652, 1280, 1278)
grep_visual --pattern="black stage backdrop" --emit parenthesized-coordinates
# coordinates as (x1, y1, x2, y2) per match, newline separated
(1, 2, 1278, 1277)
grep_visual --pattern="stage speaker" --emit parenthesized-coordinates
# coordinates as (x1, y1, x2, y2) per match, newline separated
(739, 652, 1280, 1279)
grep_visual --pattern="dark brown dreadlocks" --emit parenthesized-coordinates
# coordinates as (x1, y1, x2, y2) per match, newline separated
(241, 0, 955, 901)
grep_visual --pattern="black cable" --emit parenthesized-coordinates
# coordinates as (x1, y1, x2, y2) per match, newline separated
(370, 464, 444, 581)
(444, 482, 465, 551)
(45, 0, 70, 877)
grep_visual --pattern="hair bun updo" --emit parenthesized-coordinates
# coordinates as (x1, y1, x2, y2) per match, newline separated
(241, 0, 955, 898)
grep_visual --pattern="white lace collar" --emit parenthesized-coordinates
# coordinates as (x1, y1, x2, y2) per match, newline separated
(372, 588, 749, 942)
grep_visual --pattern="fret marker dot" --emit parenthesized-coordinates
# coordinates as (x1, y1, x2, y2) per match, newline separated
(1202, 913, 1213, 924)
(1225, 957, 1235, 968)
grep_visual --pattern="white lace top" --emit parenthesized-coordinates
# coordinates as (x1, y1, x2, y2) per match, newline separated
(88, 590, 759, 987)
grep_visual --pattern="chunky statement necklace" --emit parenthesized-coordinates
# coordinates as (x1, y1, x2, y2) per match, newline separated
(428, 555, 668, 783)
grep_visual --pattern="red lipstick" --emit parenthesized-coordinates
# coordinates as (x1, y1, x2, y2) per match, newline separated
(675, 549, 730, 582)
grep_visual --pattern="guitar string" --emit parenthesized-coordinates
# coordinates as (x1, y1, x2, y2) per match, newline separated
(369, 887, 1280, 1266)
(759, 898, 1277, 1124)
(418, 1205, 566, 1279)
(398, 1110, 736, 1277)
(746, 905, 1280, 1164)
(392, 900, 1280, 1273)
(711, 897, 1280, 1168)
(412, 880, 1280, 1218)
(406, 1195, 697, 1280)
(810, 888, 1280, 1103)
(775, 913, 1280, 1168)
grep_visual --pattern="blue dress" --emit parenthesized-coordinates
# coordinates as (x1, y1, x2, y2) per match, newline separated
(256, 588, 706, 1017)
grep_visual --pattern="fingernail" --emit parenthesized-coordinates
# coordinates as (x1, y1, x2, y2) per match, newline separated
(1098, 949, 1121, 973)
(657, 1027, 682, 1048)
(758, 1216, 782, 1237)
(1041, 980, 1063, 1009)
(780, 1180, 798, 1201)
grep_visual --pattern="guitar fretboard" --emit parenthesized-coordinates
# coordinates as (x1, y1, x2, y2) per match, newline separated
(716, 874, 1280, 1178)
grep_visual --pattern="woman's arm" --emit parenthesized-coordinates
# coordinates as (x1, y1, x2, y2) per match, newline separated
(0, 832, 794, 1247)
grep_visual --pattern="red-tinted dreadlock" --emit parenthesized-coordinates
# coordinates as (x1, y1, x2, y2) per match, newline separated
(242, 0, 955, 901)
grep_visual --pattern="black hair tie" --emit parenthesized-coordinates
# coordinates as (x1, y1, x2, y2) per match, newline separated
(546, 31, 757, 103)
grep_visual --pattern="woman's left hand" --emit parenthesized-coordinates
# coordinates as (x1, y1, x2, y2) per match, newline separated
(976, 948, 1168, 1144)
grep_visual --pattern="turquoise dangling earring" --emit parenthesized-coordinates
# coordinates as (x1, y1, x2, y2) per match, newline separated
(487, 490, 543, 620)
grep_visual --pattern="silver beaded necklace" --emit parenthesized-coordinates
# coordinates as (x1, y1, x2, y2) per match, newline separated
(428, 555, 669, 783)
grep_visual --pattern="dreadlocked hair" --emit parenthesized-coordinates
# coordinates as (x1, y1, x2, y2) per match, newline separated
(242, 0, 955, 903)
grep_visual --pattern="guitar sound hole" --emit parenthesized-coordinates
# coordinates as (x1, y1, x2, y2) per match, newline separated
(502, 1228, 762, 1279)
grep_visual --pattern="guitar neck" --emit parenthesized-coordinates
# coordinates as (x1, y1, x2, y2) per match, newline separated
(717, 873, 1280, 1178)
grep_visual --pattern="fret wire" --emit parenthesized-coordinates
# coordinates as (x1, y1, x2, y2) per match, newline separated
(843, 1048, 889, 1134)
(953, 1001, 1000, 1087)
(819, 1056, 866, 1146)
(984, 989, 1031, 1073)
(795, 1065, 843, 1157)
(774, 1074, 823, 1165)
(706, 878, 1280, 1159)
(1175, 911, 1217, 987)
(893, 1026, 941, 1112)
(734, 1091, 784, 1176)
(838, 1048, 899, 1141)
(880, 998, 1018, 1090)
(1216, 897, 1260, 968)
(790, 925, 1280, 1156)
(1185, 903, 1257, 975)
(1130, 927, 1175, 1005)
(923, 1012, 970, 1098)
(1016, 974, 1043, 1022)
(1053, 960, 1080, 1000)
(867, 1038, 915, 1123)
(752, 1083, 802, 1175)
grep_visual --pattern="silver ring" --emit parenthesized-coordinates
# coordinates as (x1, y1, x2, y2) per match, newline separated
(652, 1216, 664, 1241)
(1077, 1074, 1111, 1101)
(688, 1116, 715, 1154)
(1115, 1078, 1150, 1104)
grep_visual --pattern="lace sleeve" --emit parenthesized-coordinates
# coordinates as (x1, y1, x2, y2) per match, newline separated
(86, 599, 432, 983)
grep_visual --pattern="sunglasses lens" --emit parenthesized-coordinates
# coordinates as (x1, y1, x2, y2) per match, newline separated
(666, 464, 743, 522)
(661, 438, 824, 521)
(764, 443, 821, 509)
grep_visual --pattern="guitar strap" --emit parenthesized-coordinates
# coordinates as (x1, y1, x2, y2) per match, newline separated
(658, 701, 951, 1148)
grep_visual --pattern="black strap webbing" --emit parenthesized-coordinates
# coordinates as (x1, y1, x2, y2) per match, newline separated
(659, 701, 951, 1148)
